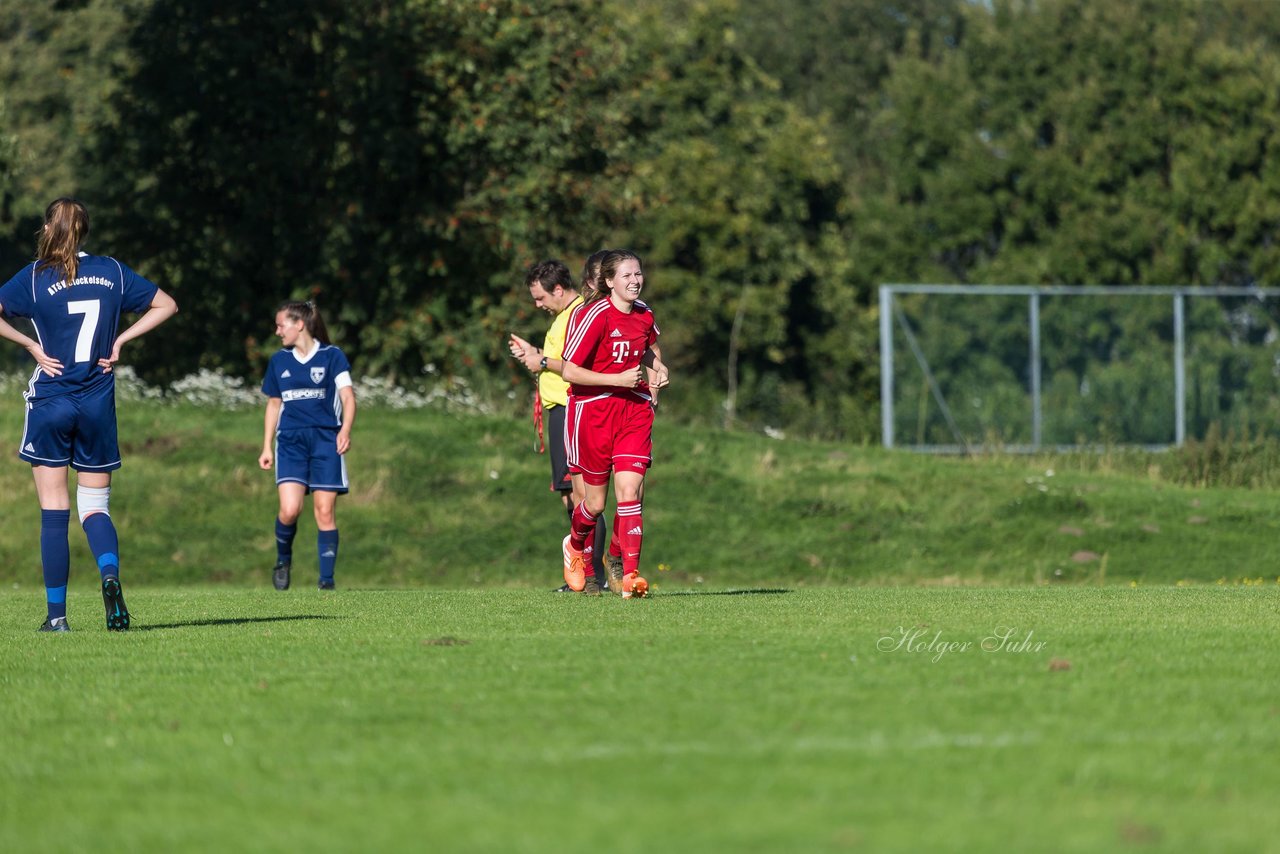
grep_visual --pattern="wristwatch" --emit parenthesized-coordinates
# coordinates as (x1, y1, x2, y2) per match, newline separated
(539, 355, 548, 371)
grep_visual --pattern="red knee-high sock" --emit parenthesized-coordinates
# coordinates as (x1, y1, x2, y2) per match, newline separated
(582, 531, 597, 579)
(570, 503, 598, 552)
(617, 500, 643, 576)
(569, 500, 599, 577)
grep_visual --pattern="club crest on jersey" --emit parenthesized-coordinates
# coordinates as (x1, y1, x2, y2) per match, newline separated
(311, 367, 326, 384)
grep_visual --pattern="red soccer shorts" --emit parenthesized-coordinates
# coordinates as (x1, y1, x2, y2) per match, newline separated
(566, 393, 653, 486)
(564, 394, 581, 475)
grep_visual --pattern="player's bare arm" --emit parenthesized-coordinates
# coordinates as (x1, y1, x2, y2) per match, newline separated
(562, 360, 644, 389)
(259, 397, 282, 469)
(98, 289, 179, 373)
(642, 345, 669, 389)
(336, 386, 356, 454)
(0, 305, 64, 376)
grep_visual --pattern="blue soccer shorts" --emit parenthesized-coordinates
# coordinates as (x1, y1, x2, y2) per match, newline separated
(20, 384, 121, 472)
(275, 428, 349, 494)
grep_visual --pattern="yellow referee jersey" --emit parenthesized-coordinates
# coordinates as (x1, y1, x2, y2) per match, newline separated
(539, 294, 582, 408)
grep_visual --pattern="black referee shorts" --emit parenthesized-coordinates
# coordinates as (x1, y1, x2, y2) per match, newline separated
(545, 405, 572, 493)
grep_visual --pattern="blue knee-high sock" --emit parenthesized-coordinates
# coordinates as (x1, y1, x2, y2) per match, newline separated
(41, 509, 71, 621)
(318, 529, 339, 583)
(82, 512, 120, 580)
(275, 518, 297, 564)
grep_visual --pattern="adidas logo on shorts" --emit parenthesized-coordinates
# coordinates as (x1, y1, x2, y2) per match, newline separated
(24, 443, 34, 453)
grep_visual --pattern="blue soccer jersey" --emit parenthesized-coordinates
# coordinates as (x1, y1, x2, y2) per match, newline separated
(0, 253, 158, 399)
(261, 343, 353, 431)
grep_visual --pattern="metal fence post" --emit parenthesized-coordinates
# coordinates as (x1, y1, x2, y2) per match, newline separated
(1030, 293, 1042, 449)
(880, 286, 894, 448)
(1174, 292, 1186, 446)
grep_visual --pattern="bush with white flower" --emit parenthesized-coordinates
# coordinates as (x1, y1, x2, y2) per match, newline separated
(0, 367, 497, 413)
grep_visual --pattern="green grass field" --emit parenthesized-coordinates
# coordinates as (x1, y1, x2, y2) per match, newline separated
(0, 399, 1278, 589)
(2, 399, 1279, 850)
(3, 587, 1278, 852)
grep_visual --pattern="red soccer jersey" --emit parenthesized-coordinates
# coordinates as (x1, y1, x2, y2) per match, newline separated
(562, 298, 659, 401)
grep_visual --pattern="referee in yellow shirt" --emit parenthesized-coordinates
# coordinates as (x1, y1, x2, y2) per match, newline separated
(509, 259, 608, 592)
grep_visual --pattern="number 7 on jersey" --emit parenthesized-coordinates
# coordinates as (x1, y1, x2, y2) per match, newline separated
(67, 299, 101, 364)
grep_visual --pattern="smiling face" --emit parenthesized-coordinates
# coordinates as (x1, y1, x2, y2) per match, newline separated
(607, 258, 644, 308)
(275, 310, 305, 348)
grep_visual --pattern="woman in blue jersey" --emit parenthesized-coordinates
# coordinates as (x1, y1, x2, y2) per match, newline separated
(258, 300, 356, 591)
(0, 197, 178, 632)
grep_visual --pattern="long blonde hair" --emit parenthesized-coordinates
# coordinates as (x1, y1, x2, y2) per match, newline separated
(36, 198, 90, 284)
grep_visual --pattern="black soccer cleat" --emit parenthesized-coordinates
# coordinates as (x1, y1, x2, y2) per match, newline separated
(552, 583, 574, 593)
(39, 616, 71, 633)
(272, 561, 291, 591)
(101, 575, 130, 631)
(318, 578, 335, 591)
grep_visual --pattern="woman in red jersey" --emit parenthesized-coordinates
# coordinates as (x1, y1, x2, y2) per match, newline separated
(560, 250, 668, 598)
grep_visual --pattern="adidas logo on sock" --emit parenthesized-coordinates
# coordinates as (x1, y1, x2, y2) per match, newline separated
(627, 526, 643, 536)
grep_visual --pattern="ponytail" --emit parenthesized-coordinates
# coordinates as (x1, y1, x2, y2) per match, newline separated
(278, 299, 331, 345)
(579, 249, 611, 306)
(36, 198, 90, 285)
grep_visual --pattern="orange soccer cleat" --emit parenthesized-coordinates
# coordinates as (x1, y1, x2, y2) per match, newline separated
(562, 534, 586, 592)
(621, 572, 648, 599)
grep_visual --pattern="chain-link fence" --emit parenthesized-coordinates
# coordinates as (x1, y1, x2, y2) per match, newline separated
(880, 284, 1280, 451)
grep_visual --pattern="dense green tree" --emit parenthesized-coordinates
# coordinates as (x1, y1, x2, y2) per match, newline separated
(0, 1, 142, 270)
(83, 1, 652, 386)
(0, 100, 15, 216)
(78, 0, 864, 438)
(603, 0, 868, 434)
(736, 0, 966, 169)
(860, 0, 1280, 288)
(7, 0, 1280, 442)
(83, 0, 357, 383)
(867, 0, 1280, 444)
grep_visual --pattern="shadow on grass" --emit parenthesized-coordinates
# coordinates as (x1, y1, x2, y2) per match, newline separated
(134, 614, 341, 632)
(657, 588, 791, 597)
